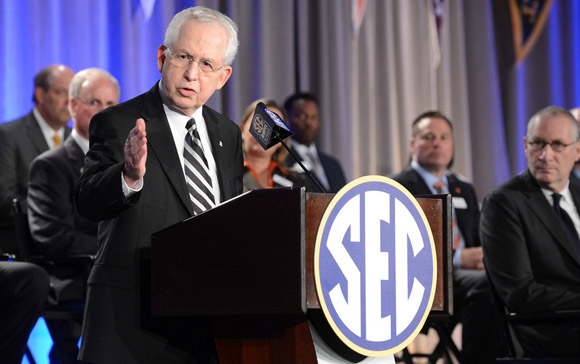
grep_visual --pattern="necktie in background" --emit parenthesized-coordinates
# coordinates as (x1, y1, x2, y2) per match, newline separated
(307, 151, 330, 191)
(52, 133, 61, 147)
(184, 118, 215, 214)
(552, 193, 580, 251)
(434, 181, 462, 250)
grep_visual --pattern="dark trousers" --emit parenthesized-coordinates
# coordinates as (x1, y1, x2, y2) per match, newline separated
(0, 261, 50, 364)
(454, 268, 501, 364)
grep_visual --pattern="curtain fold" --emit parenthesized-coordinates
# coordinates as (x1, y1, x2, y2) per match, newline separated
(1, 0, 579, 199)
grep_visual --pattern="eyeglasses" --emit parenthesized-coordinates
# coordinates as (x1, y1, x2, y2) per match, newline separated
(165, 48, 224, 74)
(79, 98, 115, 110)
(527, 139, 577, 152)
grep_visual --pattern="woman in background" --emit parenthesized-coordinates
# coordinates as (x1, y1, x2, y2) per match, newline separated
(239, 99, 306, 192)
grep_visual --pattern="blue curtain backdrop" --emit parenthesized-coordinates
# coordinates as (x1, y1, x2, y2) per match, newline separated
(0, 0, 198, 121)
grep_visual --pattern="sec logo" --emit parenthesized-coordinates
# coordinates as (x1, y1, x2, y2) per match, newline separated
(314, 175, 436, 357)
(252, 113, 265, 134)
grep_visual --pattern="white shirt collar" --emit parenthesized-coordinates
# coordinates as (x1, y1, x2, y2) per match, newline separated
(541, 181, 573, 207)
(411, 160, 449, 194)
(33, 107, 66, 149)
(71, 128, 89, 155)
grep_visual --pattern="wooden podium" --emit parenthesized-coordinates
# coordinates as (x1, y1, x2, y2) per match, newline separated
(150, 188, 452, 364)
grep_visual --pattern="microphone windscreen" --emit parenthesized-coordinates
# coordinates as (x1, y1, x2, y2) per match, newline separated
(250, 102, 293, 150)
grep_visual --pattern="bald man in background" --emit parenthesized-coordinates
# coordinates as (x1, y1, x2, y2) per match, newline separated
(0, 64, 74, 255)
(26, 67, 120, 364)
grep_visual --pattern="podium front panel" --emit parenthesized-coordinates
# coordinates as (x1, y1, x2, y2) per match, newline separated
(151, 188, 306, 316)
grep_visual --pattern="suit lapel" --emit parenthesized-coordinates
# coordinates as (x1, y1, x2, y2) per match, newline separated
(140, 86, 193, 215)
(204, 107, 227, 198)
(26, 113, 50, 154)
(408, 168, 432, 195)
(523, 171, 580, 265)
(64, 137, 85, 175)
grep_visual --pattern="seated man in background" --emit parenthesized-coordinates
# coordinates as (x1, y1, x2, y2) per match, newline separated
(27, 68, 120, 364)
(481, 106, 580, 358)
(0, 261, 50, 364)
(239, 99, 306, 192)
(283, 92, 347, 193)
(391, 111, 498, 363)
(0, 65, 74, 255)
(570, 107, 580, 179)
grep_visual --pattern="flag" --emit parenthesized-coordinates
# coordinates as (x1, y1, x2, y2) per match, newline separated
(352, 0, 368, 38)
(427, 0, 445, 69)
(140, 0, 156, 21)
(509, 0, 554, 66)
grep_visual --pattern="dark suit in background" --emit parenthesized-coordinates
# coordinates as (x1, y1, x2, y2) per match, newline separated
(28, 135, 98, 259)
(74, 84, 243, 363)
(0, 112, 71, 253)
(0, 261, 50, 364)
(392, 166, 498, 363)
(481, 170, 580, 357)
(283, 92, 347, 194)
(285, 146, 347, 193)
(28, 135, 98, 363)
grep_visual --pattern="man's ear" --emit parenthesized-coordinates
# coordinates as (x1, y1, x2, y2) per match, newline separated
(34, 87, 44, 104)
(69, 98, 78, 119)
(215, 66, 232, 90)
(157, 45, 167, 73)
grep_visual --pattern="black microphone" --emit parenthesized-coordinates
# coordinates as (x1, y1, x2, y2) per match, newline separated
(249, 102, 327, 193)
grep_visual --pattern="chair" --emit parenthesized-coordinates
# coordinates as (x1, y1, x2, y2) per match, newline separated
(397, 318, 461, 364)
(13, 198, 95, 363)
(485, 268, 580, 362)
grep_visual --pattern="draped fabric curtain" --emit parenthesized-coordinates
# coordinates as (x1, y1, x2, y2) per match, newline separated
(1, 0, 580, 200)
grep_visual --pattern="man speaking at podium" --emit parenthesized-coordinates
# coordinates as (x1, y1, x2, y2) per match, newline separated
(74, 6, 243, 364)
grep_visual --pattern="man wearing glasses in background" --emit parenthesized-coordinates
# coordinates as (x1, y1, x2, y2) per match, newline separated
(27, 68, 120, 364)
(0, 65, 74, 255)
(481, 106, 580, 358)
(74, 6, 243, 364)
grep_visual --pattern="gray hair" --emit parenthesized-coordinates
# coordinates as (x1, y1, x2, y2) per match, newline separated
(527, 106, 579, 141)
(164, 6, 239, 66)
(68, 68, 120, 100)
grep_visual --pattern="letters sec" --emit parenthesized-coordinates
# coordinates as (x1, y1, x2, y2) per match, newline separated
(314, 176, 436, 357)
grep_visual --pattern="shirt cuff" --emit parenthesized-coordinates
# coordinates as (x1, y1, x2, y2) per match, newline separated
(122, 172, 143, 197)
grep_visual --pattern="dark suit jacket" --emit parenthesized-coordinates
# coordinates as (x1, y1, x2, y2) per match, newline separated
(285, 145, 347, 193)
(390, 166, 481, 248)
(74, 84, 243, 364)
(27, 136, 97, 303)
(28, 136, 97, 257)
(0, 111, 71, 253)
(480, 170, 580, 356)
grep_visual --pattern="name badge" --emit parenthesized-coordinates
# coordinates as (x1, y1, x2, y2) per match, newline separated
(272, 173, 294, 187)
(452, 196, 468, 209)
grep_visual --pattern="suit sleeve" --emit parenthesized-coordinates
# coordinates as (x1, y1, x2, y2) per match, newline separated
(28, 156, 97, 257)
(480, 191, 580, 313)
(465, 183, 481, 247)
(0, 126, 17, 222)
(74, 112, 137, 222)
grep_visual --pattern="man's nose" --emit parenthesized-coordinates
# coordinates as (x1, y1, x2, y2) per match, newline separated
(184, 61, 199, 80)
(539, 144, 555, 159)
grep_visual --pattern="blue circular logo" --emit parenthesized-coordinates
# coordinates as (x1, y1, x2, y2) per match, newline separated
(314, 176, 436, 357)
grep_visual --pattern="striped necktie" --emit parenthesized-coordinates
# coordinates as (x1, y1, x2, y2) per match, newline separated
(184, 118, 215, 214)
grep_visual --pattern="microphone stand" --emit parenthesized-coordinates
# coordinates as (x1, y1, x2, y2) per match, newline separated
(276, 132, 327, 194)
